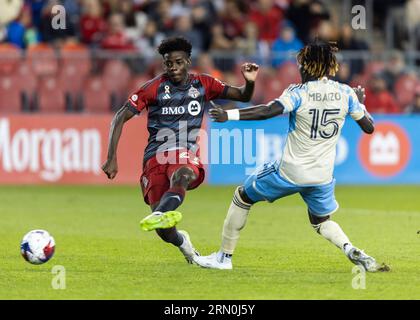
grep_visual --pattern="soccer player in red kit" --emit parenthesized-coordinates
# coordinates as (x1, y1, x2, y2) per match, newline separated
(102, 37, 259, 263)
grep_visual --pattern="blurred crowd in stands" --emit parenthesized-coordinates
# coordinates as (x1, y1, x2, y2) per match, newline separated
(0, 0, 420, 114)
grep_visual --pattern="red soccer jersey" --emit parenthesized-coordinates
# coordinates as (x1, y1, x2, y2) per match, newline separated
(127, 73, 228, 162)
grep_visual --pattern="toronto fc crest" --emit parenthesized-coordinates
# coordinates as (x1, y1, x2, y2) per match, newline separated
(188, 86, 200, 99)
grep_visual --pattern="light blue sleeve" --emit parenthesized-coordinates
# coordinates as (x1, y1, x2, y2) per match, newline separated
(274, 86, 302, 114)
(348, 89, 365, 121)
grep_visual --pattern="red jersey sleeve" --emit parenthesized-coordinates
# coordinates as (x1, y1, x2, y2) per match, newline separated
(127, 79, 158, 114)
(199, 74, 228, 101)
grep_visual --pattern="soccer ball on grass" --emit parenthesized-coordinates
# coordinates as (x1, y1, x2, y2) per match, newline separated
(20, 230, 55, 265)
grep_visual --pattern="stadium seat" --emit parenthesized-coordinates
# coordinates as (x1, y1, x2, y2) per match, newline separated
(0, 43, 22, 75)
(15, 60, 37, 111)
(27, 44, 58, 77)
(82, 76, 112, 113)
(60, 42, 91, 77)
(0, 75, 22, 113)
(36, 76, 66, 113)
(58, 63, 87, 111)
(394, 74, 420, 108)
(102, 59, 131, 95)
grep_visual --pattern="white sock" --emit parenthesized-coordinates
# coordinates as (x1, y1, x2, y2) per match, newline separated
(216, 250, 232, 263)
(179, 235, 189, 251)
(220, 187, 252, 255)
(343, 243, 354, 256)
(316, 220, 352, 253)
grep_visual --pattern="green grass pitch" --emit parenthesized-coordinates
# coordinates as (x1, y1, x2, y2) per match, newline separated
(0, 185, 419, 300)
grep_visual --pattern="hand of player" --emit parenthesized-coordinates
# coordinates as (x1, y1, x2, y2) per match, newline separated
(353, 85, 366, 104)
(353, 86, 373, 122)
(209, 102, 228, 122)
(102, 158, 118, 179)
(241, 63, 259, 82)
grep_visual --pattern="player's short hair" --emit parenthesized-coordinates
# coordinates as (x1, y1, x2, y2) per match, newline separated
(297, 40, 339, 78)
(157, 37, 192, 57)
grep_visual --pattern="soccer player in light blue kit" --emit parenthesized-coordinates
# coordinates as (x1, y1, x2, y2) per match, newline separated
(195, 41, 389, 272)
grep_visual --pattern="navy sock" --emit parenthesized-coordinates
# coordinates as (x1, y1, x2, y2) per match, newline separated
(156, 227, 184, 246)
(155, 187, 185, 213)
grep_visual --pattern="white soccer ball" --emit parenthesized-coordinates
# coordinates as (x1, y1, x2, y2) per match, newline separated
(20, 230, 55, 265)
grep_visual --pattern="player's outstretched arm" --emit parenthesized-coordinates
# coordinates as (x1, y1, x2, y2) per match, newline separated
(102, 105, 136, 179)
(353, 86, 375, 134)
(222, 63, 259, 102)
(209, 101, 284, 122)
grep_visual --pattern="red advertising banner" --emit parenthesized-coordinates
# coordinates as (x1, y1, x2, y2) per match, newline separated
(0, 114, 148, 184)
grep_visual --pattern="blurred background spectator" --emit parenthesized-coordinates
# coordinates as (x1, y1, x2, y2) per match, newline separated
(235, 21, 260, 59)
(380, 50, 409, 91)
(405, 85, 420, 113)
(287, 0, 330, 44)
(80, 0, 107, 46)
(271, 24, 303, 68)
(0, 0, 419, 114)
(365, 73, 401, 114)
(6, 5, 40, 48)
(170, 13, 204, 55)
(337, 24, 369, 77)
(192, 52, 224, 80)
(134, 19, 165, 61)
(100, 13, 135, 50)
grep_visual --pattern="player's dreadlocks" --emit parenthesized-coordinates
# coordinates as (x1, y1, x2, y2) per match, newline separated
(297, 40, 339, 82)
(157, 37, 192, 57)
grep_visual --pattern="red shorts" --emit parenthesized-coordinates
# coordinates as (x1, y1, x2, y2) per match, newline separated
(140, 150, 205, 205)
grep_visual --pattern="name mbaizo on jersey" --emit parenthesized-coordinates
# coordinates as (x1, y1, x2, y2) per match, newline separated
(308, 92, 342, 102)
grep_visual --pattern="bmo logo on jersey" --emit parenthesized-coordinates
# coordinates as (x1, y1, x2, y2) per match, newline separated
(161, 101, 201, 116)
(161, 106, 186, 115)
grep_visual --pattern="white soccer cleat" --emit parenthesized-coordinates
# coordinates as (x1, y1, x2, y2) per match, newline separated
(194, 252, 233, 270)
(178, 230, 200, 264)
(346, 247, 390, 272)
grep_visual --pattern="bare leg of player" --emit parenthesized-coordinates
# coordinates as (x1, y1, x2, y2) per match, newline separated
(141, 166, 200, 263)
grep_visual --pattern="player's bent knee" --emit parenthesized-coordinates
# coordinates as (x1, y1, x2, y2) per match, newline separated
(238, 186, 255, 205)
(171, 166, 196, 186)
(308, 211, 330, 233)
